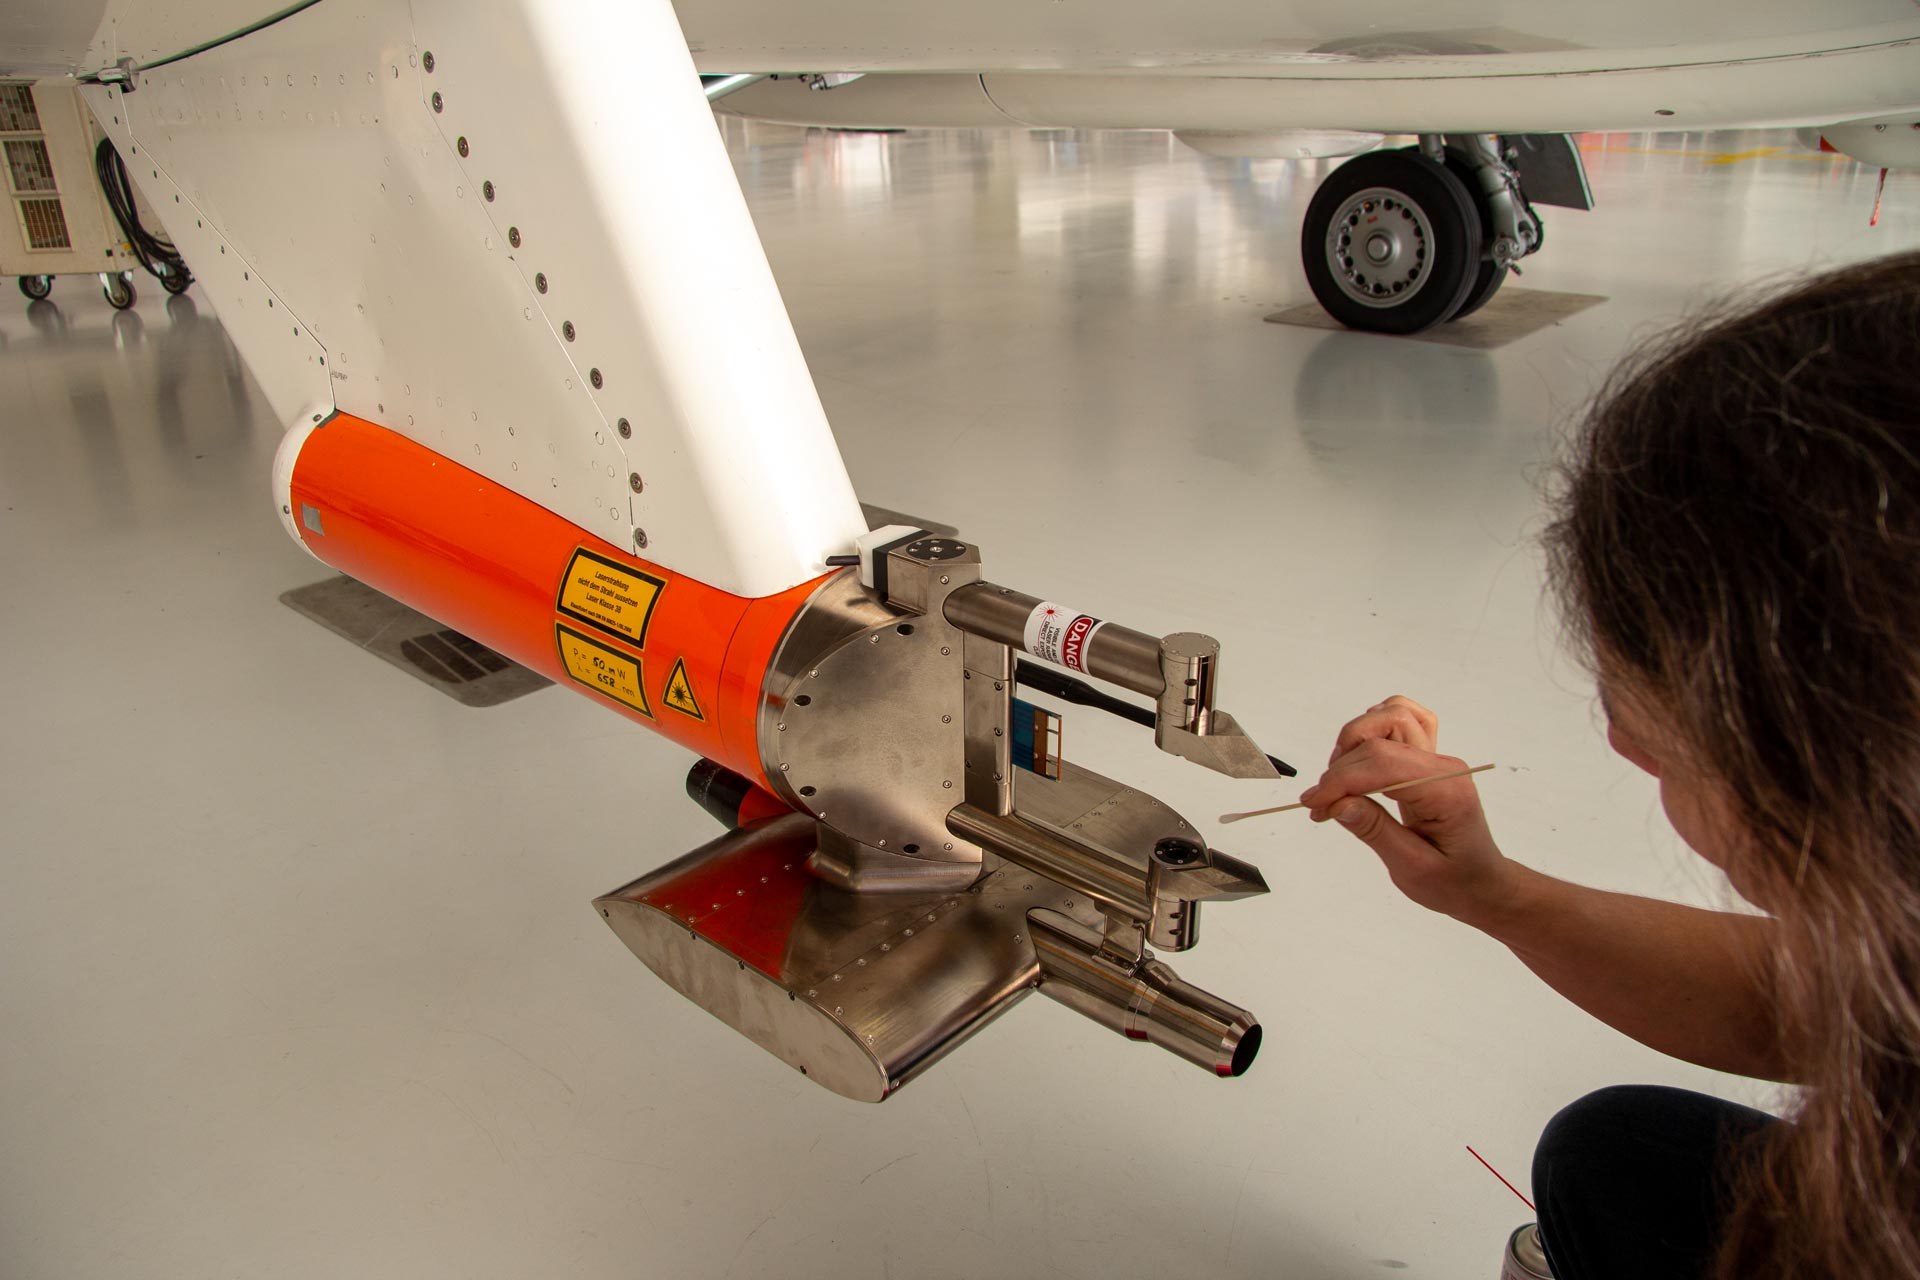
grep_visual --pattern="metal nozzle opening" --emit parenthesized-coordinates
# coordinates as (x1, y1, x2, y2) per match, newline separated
(1029, 911, 1261, 1080)
(1228, 1023, 1262, 1077)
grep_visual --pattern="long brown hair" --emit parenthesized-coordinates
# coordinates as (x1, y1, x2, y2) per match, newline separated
(1546, 250, 1920, 1278)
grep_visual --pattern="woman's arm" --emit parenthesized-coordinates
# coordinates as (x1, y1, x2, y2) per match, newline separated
(1301, 697, 1789, 1082)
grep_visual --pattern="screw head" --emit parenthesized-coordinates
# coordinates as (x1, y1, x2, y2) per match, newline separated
(482, 180, 495, 201)
(507, 226, 521, 248)
(422, 50, 434, 72)
(534, 272, 548, 293)
(590, 368, 603, 389)
(431, 90, 443, 112)
(617, 417, 632, 438)
(562, 320, 576, 341)
(633, 528, 648, 549)
(628, 472, 643, 492)
(456, 135, 468, 157)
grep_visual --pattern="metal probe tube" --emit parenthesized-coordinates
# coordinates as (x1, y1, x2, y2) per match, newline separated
(947, 804, 1152, 921)
(703, 73, 770, 102)
(944, 582, 1165, 698)
(1029, 913, 1261, 1078)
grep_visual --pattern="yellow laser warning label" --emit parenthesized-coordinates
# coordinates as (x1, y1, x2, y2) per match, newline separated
(557, 548, 664, 647)
(556, 624, 652, 717)
(662, 656, 704, 721)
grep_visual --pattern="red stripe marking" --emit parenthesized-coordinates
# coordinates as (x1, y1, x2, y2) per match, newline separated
(1466, 1145, 1536, 1212)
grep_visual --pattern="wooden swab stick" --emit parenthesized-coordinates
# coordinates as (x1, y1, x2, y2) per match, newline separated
(1218, 762, 1496, 824)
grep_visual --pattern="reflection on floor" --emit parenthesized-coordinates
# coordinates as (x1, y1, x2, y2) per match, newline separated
(1, 126, 1914, 1279)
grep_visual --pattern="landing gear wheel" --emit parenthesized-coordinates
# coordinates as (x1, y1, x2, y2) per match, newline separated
(159, 268, 192, 296)
(18, 274, 51, 301)
(102, 271, 136, 310)
(1440, 147, 1508, 321)
(1301, 149, 1481, 335)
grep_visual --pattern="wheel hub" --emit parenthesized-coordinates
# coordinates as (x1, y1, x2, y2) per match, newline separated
(1324, 186, 1434, 310)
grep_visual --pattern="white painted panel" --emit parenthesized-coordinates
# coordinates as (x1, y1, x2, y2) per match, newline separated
(83, 0, 867, 597)
(81, 80, 332, 429)
(80, 0, 289, 68)
(721, 37, 1920, 135)
(0, 0, 110, 76)
(673, 0, 1920, 76)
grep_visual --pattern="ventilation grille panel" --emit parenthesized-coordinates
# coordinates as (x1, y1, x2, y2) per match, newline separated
(0, 84, 39, 133)
(4, 139, 56, 193)
(18, 197, 70, 250)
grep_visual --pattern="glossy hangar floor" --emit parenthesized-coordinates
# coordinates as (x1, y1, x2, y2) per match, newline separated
(3, 126, 1915, 1279)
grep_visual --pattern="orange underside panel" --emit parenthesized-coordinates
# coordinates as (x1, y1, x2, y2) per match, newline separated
(288, 413, 825, 792)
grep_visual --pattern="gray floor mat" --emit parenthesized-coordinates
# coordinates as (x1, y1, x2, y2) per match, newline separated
(280, 575, 552, 708)
(1265, 287, 1608, 349)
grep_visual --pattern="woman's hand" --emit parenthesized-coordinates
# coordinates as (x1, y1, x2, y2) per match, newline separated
(1297, 696, 1519, 926)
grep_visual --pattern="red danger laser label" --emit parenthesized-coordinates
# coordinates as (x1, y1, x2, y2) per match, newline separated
(1024, 602, 1106, 674)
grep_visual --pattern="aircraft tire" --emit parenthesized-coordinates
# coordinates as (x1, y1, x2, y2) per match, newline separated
(1440, 147, 1509, 320)
(18, 274, 51, 301)
(1300, 149, 1481, 335)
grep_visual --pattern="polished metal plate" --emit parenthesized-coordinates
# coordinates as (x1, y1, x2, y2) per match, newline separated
(596, 813, 1091, 1102)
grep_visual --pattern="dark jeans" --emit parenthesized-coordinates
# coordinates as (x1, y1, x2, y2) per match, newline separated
(1532, 1084, 1779, 1280)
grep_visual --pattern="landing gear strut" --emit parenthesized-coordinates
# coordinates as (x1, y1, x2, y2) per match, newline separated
(1301, 134, 1543, 334)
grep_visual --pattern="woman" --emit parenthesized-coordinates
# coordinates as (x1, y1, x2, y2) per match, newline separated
(1297, 251, 1920, 1279)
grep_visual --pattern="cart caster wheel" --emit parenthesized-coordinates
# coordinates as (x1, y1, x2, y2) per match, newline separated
(18, 274, 51, 301)
(160, 269, 192, 296)
(101, 271, 136, 310)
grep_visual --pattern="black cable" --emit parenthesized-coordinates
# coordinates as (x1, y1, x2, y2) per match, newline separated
(94, 137, 191, 292)
(129, 1, 329, 75)
(1013, 659, 1298, 778)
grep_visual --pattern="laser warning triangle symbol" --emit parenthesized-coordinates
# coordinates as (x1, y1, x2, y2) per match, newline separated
(662, 656, 703, 720)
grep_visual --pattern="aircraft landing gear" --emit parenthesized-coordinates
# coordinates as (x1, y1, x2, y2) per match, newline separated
(18, 274, 52, 301)
(1301, 147, 1481, 334)
(1301, 134, 1543, 334)
(1444, 134, 1543, 320)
